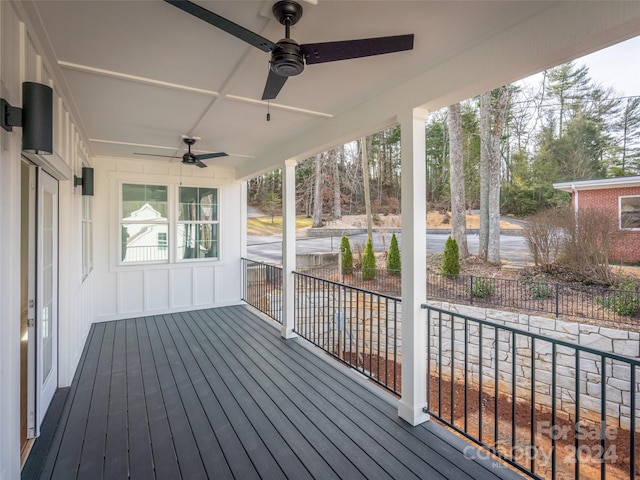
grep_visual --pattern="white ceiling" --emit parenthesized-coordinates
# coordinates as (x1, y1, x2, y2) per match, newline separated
(20, 1, 640, 179)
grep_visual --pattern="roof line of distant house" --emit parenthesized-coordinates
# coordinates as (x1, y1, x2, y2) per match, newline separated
(553, 176, 640, 192)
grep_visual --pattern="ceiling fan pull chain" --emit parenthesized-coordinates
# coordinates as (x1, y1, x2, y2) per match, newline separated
(267, 100, 271, 122)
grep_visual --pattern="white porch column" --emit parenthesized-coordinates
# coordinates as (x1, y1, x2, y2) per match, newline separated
(281, 159, 297, 339)
(240, 180, 248, 260)
(398, 107, 430, 426)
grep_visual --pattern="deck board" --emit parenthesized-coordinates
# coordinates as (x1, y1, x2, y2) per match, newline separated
(33, 305, 524, 480)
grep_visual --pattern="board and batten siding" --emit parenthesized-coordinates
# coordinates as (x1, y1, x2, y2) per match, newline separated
(93, 157, 245, 322)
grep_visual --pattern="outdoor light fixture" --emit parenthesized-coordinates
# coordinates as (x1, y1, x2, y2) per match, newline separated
(0, 82, 53, 154)
(74, 167, 94, 196)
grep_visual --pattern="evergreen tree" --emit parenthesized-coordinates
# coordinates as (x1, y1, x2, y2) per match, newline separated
(441, 237, 460, 276)
(362, 237, 376, 280)
(386, 233, 401, 274)
(340, 236, 353, 275)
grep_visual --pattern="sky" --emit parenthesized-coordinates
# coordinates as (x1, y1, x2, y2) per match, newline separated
(520, 34, 640, 97)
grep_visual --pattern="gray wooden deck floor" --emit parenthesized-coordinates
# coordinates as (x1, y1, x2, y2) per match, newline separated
(31, 305, 523, 479)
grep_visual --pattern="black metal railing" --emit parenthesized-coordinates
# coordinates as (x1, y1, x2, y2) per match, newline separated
(423, 304, 640, 480)
(293, 267, 640, 327)
(293, 271, 401, 395)
(295, 265, 402, 297)
(427, 272, 640, 328)
(242, 258, 283, 323)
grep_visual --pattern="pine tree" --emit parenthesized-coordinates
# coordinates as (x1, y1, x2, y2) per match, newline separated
(362, 237, 376, 280)
(386, 233, 401, 275)
(340, 236, 353, 275)
(441, 236, 460, 276)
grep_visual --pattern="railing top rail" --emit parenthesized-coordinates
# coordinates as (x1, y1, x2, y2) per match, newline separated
(294, 270, 400, 302)
(242, 257, 283, 269)
(422, 303, 640, 366)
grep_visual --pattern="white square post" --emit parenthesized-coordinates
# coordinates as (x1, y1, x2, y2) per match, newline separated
(398, 107, 430, 426)
(281, 159, 297, 339)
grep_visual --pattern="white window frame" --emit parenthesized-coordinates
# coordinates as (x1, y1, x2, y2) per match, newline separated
(177, 186, 220, 262)
(118, 181, 221, 265)
(619, 195, 640, 231)
(120, 182, 170, 264)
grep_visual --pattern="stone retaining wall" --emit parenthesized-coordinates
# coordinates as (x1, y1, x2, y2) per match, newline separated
(426, 301, 640, 430)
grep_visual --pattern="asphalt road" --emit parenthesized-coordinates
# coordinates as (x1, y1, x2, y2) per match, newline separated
(247, 231, 532, 265)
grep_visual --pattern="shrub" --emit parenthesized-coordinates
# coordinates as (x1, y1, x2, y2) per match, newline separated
(362, 237, 376, 280)
(340, 236, 353, 275)
(441, 237, 460, 276)
(598, 277, 640, 316)
(522, 206, 571, 267)
(529, 278, 553, 299)
(471, 277, 495, 298)
(386, 233, 401, 275)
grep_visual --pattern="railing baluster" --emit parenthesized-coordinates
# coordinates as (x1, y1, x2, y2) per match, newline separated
(494, 326, 499, 451)
(551, 343, 557, 480)
(511, 331, 516, 463)
(531, 337, 536, 475)
(464, 317, 468, 433)
(631, 364, 636, 480)
(601, 356, 607, 480)
(479, 323, 483, 444)
(451, 313, 455, 425)
(438, 310, 443, 417)
(575, 349, 580, 480)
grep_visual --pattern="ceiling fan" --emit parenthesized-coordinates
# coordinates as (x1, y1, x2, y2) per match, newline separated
(134, 137, 227, 168)
(165, 0, 414, 100)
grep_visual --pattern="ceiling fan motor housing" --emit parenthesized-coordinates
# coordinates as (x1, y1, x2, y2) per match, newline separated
(182, 152, 197, 164)
(271, 39, 305, 76)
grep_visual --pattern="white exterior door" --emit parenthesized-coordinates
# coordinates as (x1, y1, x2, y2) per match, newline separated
(36, 170, 58, 426)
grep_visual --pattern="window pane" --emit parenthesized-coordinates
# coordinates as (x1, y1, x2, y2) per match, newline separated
(621, 197, 640, 229)
(178, 223, 218, 259)
(122, 184, 167, 219)
(179, 187, 217, 221)
(122, 223, 169, 262)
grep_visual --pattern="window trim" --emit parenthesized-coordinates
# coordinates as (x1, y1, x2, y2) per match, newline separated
(119, 182, 170, 265)
(177, 186, 220, 262)
(118, 181, 221, 265)
(619, 195, 640, 231)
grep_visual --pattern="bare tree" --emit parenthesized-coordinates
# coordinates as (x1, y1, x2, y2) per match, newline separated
(479, 94, 490, 260)
(312, 152, 324, 227)
(360, 137, 373, 239)
(331, 147, 342, 219)
(447, 103, 469, 258)
(480, 87, 510, 264)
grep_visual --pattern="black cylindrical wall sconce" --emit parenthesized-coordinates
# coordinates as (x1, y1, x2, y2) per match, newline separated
(1, 82, 53, 155)
(22, 82, 53, 154)
(74, 167, 94, 196)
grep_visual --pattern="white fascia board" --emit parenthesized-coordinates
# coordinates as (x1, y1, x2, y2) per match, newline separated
(553, 176, 640, 192)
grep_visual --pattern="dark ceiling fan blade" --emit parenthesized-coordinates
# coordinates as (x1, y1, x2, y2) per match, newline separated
(195, 152, 228, 160)
(301, 34, 414, 65)
(262, 69, 289, 100)
(195, 159, 208, 168)
(164, 0, 276, 52)
(134, 152, 180, 158)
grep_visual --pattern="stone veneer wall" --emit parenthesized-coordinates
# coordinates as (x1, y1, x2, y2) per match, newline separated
(426, 301, 640, 430)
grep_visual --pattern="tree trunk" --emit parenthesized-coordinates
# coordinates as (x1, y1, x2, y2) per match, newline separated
(332, 148, 342, 219)
(312, 153, 323, 228)
(487, 87, 509, 264)
(447, 103, 469, 258)
(479, 92, 491, 260)
(360, 137, 373, 239)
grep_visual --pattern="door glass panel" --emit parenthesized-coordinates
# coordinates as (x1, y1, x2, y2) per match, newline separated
(42, 190, 54, 382)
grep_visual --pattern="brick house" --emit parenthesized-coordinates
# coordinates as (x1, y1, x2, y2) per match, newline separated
(554, 176, 640, 264)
